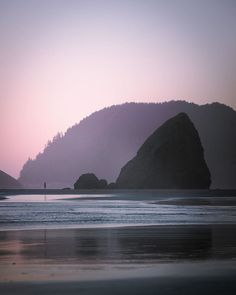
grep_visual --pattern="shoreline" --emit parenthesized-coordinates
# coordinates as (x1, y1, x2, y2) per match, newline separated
(1, 188, 236, 198)
(1, 260, 236, 282)
(1, 222, 236, 233)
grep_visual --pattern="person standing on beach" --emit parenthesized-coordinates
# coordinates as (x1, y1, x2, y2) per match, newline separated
(44, 181, 47, 201)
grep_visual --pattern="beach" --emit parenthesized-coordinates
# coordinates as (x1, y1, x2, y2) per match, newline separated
(1, 191, 236, 294)
(1, 225, 236, 294)
(1, 276, 236, 295)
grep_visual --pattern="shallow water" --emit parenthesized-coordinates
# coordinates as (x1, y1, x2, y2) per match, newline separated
(1, 192, 236, 230)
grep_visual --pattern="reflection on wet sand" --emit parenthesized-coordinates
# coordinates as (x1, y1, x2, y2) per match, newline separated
(1, 225, 236, 265)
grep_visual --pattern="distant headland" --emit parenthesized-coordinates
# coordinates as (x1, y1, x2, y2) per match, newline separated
(18, 101, 236, 189)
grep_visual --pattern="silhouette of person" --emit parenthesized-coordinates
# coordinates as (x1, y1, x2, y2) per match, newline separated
(44, 181, 47, 189)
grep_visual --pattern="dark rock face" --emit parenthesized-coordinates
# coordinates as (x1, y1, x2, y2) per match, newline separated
(74, 173, 108, 189)
(116, 113, 211, 189)
(108, 182, 116, 189)
(99, 179, 108, 189)
(0, 170, 22, 189)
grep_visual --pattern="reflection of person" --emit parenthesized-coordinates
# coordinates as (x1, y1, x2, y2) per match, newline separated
(44, 181, 47, 189)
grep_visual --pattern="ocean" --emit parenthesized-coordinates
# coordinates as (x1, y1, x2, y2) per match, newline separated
(0, 191, 236, 230)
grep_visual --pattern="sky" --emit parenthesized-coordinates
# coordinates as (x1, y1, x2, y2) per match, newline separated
(1, 0, 236, 178)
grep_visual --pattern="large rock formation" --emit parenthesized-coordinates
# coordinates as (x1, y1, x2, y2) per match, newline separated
(74, 173, 108, 189)
(0, 170, 22, 189)
(116, 113, 211, 189)
(19, 101, 236, 189)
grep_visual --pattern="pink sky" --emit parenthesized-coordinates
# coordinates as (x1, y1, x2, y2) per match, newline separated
(1, 0, 236, 178)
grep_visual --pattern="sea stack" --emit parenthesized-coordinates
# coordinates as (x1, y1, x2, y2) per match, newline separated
(116, 113, 211, 189)
(74, 173, 108, 189)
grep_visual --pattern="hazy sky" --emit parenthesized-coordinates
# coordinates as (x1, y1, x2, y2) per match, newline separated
(1, 0, 236, 178)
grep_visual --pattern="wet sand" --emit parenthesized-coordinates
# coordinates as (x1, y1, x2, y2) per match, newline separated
(1, 276, 236, 295)
(1, 225, 236, 293)
(156, 197, 236, 206)
(2, 225, 236, 265)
